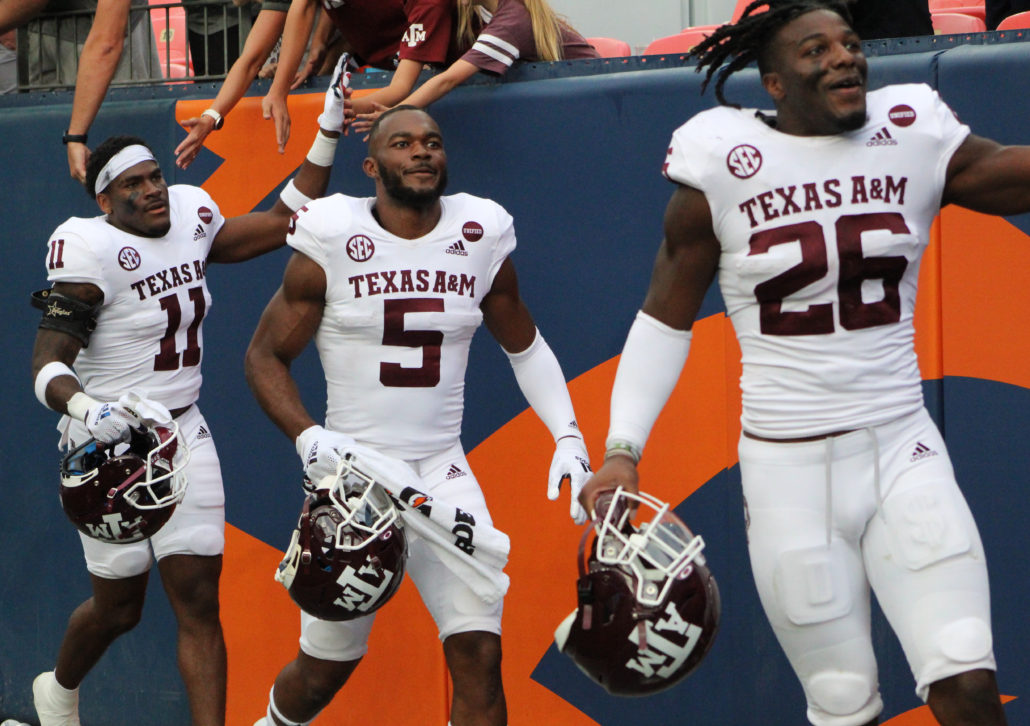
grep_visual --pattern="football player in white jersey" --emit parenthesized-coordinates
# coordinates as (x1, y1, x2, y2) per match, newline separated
(244, 105, 591, 726)
(28, 71, 348, 726)
(579, 2, 1030, 725)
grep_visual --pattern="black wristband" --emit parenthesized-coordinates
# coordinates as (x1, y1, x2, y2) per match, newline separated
(62, 131, 88, 145)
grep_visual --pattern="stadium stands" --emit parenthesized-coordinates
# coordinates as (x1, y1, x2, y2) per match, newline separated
(586, 36, 632, 58)
(149, 0, 192, 78)
(996, 10, 1030, 29)
(931, 10, 988, 32)
(642, 25, 719, 55)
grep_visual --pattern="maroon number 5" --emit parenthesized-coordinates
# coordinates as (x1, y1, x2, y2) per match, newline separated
(154, 287, 206, 371)
(749, 212, 910, 335)
(381, 298, 444, 387)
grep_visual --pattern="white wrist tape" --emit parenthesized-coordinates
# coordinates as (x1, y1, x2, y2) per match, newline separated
(66, 391, 102, 422)
(279, 178, 313, 213)
(305, 130, 339, 167)
(606, 310, 692, 459)
(34, 361, 80, 409)
(506, 329, 581, 442)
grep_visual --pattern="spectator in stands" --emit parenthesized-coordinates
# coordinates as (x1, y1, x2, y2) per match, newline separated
(174, 0, 294, 168)
(0, 29, 15, 92)
(59, 0, 163, 181)
(261, 0, 454, 153)
(986, 0, 1030, 28)
(0, 0, 47, 33)
(1, 0, 157, 90)
(353, 0, 598, 131)
(846, 0, 932, 38)
(182, 0, 258, 77)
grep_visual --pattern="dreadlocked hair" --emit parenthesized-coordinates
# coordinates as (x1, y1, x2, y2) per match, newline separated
(687, 0, 853, 108)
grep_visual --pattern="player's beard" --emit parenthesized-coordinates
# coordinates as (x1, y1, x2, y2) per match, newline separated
(378, 161, 448, 209)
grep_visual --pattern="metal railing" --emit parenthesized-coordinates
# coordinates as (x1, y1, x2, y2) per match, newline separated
(14, 0, 255, 91)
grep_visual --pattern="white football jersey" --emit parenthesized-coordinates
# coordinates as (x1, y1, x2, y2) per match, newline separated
(663, 84, 970, 437)
(45, 185, 224, 410)
(288, 192, 516, 459)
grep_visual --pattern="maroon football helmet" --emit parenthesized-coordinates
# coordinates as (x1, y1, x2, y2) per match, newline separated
(276, 459, 407, 621)
(59, 422, 189, 544)
(554, 487, 720, 696)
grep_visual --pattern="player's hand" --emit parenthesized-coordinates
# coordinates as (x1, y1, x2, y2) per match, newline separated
(82, 399, 143, 445)
(317, 52, 353, 134)
(547, 435, 592, 524)
(352, 103, 389, 140)
(67, 142, 90, 184)
(262, 91, 291, 154)
(117, 390, 173, 426)
(295, 424, 356, 491)
(174, 115, 215, 169)
(578, 455, 639, 522)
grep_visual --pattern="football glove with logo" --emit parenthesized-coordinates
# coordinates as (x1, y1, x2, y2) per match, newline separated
(548, 435, 592, 524)
(296, 424, 357, 491)
(317, 52, 353, 133)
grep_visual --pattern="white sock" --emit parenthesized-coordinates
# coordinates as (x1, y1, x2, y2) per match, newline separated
(268, 684, 311, 726)
(48, 673, 79, 708)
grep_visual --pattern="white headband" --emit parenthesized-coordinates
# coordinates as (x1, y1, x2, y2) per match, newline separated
(94, 145, 157, 196)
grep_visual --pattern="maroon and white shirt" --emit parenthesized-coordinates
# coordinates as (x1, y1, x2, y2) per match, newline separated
(461, 0, 597, 74)
(287, 192, 515, 459)
(44, 185, 224, 410)
(320, 0, 455, 69)
(663, 84, 970, 438)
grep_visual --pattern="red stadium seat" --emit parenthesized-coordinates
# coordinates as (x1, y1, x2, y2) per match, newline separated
(931, 11, 987, 33)
(586, 36, 633, 58)
(929, 0, 986, 20)
(996, 10, 1030, 29)
(149, 0, 193, 78)
(643, 26, 719, 55)
(731, 0, 764, 22)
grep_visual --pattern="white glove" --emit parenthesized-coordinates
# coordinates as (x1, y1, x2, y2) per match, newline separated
(317, 52, 352, 133)
(296, 424, 356, 491)
(68, 393, 143, 445)
(548, 436, 592, 524)
(117, 390, 173, 426)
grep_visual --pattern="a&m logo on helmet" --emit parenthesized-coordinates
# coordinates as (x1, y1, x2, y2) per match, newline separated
(85, 511, 147, 541)
(726, 144, 762, 179)
(333, 557, 400, 613)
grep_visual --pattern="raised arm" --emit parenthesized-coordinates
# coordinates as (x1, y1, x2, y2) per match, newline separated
(352, 60, 479, 135)
(244, 250, 326, 441)
(206, 132, 336, 263)
(350, 59, 427, 116)
(577, 184, 721, 517)
(209, 65, 350, 263)
(65, 0, 130, 181)
(175, 7, 288, 169)
(943, 133, 1030, 215)
(261, 0, 320, 152)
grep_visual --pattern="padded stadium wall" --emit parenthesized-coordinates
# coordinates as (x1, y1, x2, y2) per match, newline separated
(1, 35, 1029, 725)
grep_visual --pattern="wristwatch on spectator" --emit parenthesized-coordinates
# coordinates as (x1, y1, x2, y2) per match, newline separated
(201, 109, 224, 130)
(62, 130, 88, 145)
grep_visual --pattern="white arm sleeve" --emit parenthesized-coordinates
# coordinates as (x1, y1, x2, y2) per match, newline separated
(606, 310, 692, 459)
(506, 329, 581, 442)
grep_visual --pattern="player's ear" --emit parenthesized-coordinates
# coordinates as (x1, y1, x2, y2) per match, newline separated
(96, 192, 113, 215)
(362, 157, 378, 180)
(762, 71, 786, 102)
